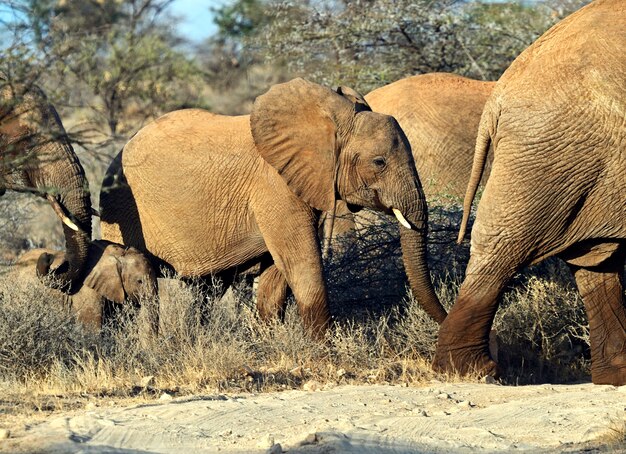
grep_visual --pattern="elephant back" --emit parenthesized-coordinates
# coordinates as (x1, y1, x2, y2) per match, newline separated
(365, 73, 495, 199)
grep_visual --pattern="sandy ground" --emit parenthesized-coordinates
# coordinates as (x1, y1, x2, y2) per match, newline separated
(3, 382, 626, 453)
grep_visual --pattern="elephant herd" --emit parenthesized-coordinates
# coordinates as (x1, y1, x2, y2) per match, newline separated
(1, 0, 624, 386)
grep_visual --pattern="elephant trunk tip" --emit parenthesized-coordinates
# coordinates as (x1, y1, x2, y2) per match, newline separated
(36, 252, 55, 278)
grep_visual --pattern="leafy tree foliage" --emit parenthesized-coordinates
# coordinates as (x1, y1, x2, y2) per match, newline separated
(2, 0, 202, 144)
(256, 0, 591, 92)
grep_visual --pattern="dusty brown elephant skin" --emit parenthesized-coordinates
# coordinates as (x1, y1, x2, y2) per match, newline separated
(0, 81, 92, 290)
(433, 0, 626, 386)
(321, 73, 494, 253)
(100, 78, 447, 334)
(12, 240, 158, 332)
(365, 73, 495, 199)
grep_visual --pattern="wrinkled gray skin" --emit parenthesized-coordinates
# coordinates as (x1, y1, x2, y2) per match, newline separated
(14, 240, 158, 333)
(433, 0, 626, 386)
(100, 78, 447, 335)
(0, 81, 92, 291)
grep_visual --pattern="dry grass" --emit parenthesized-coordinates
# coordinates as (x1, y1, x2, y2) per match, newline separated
(598, 418, 626, 447)
(0, 266, 590, 423)
(0, 200, 598, 428)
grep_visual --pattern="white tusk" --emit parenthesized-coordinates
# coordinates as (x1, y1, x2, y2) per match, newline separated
(62, 216, 80, 231)
(47, 194, 81, 231)
(392, 208, 412, 230)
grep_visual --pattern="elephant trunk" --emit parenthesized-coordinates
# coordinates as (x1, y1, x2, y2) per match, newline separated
(37, 141, 92, 292)
(393, 178, 447, 324)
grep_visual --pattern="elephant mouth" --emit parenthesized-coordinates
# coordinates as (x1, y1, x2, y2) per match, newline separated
(342, 187, 407, 225)
(346, 203, 363, 213)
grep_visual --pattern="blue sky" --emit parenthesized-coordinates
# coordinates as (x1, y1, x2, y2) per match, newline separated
(0, 1, 220, 45)
(168, 0, 219, 43)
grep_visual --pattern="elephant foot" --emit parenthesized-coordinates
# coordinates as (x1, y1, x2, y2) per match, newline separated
(591, 365, 626, 386)
(591, 347, 626, 386)
(432, 344, 500, 380)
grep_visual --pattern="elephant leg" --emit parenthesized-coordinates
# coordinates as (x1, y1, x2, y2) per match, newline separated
(70, 294, 103, 332)
(433, 242, 524, 377)
(569, 254, 626, 386)
(254, 203, 330, 337)
(256, 264, 289, 322)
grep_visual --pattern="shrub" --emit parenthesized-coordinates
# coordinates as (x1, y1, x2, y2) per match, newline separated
(0, 276, 97, 381)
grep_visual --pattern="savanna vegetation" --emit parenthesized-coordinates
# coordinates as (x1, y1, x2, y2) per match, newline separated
(0, 0, 599, 425)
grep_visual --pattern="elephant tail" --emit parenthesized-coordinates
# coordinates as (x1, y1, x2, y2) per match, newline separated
(457, 99, 496, 244)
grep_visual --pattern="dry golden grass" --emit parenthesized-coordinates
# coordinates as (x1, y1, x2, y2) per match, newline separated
(599, 418, 626, 447)
(0, 202, 598, 432)
(0, 266, 591, 428)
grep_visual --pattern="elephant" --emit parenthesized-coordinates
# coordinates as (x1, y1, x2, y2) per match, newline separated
(11, 240, 158, 332)
(99, 78, 448, 335)
(432, 0, 626, 386)
(0, 80, 92, 290)
(321, 73, 495, 254)
(366, 73, 495, 200)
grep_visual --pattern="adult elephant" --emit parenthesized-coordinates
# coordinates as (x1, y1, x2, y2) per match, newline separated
(13, 240, 158, 332)
(0, 80, 92, 290)
(100, 78, 447, 334)
(321, 73, 495, 253)
(433, 0, 626, 385)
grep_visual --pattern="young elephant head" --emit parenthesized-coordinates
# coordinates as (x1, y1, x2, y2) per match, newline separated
(251, 78, 446, 323)
(81, 240, 157, 305)
(23, 240, 157, 332)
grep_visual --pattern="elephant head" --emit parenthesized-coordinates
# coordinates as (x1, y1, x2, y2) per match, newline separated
(24, 240, 157, 333)
(1, 81, 92, 291)
(81, 240, 158, 304)
(250, 78, 447, 323)
(37, 240, 157, 304)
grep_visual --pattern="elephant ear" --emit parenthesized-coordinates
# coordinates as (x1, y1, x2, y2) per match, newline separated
(250, 78, 355, 212)
(336, 86, 371, 113)
(83, 246, 125, 303)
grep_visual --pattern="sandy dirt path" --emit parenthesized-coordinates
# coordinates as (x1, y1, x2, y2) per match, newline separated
(5, 382, 626, 453)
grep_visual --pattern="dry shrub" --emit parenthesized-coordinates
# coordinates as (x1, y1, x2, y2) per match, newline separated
(0, 196, 602, 415)
(494, 275, 589, 384)
(599, 418, 626, 447)
(0, 269, 441, 408)
(324, 209, 406, 318)
(0, 276, 97, 382)
(323, 200, 470, 320)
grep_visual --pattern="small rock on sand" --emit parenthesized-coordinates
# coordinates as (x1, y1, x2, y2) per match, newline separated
(159, 392, 173, 401)
(267, 442, 282, 453)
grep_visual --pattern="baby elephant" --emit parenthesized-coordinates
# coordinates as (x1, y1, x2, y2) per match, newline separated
(14, 240, 158, 333)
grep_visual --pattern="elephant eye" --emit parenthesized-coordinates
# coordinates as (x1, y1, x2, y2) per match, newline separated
(372, 157, 387, 169)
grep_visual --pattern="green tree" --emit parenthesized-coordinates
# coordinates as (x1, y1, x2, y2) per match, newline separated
(195, 0, 286, 114)
(3, 0, 203, 143)
(255, 0, 591, 92)
(213, 0, 269, 42)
